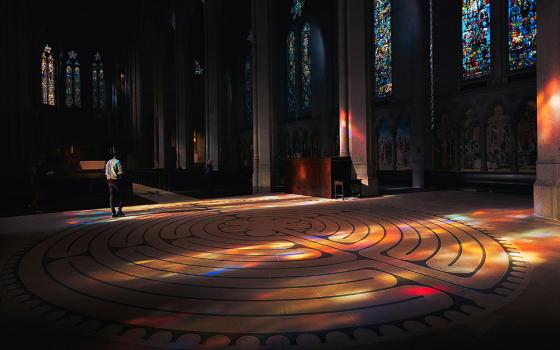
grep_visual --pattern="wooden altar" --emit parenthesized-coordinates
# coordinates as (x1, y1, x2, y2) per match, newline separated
(285, 157, 352, 198)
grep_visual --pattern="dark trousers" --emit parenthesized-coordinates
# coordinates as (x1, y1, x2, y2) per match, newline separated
(108, 180, 124, 213)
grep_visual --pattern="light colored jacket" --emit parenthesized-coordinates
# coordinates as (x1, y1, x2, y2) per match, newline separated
(105, 158, 124, 180)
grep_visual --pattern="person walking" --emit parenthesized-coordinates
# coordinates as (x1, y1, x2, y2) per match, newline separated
(105, 150, 125, 217)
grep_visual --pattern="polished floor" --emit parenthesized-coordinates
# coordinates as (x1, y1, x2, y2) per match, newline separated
(0, 191, 558, 349)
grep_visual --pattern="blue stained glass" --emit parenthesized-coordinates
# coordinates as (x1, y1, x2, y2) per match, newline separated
(287, 31, 296, 114)
(291, 0, 305, 20)
(462, 0, 491, 80)
(99, 62, 105, 108)
(65, 51, 81, 108)
(301, 22, 312, 114)
(508, 0, 537, 70)
(74, 63, 81, 108)
(373, 0, 392, 98)
(92, 52, 105, 109)
(92, 62, 98, 109)
(244, 54, 252, 127)
(65, 61, 73, 107)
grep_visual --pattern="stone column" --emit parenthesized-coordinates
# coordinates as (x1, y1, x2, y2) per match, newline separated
(204, 0, 222, 170)
(1, 0, 33, 173)
(337, 0, 350, 158)
(153, 48, 166, 168)
(128, 49, 143, 168)
(251, 0, 279, 193)
(404, 0, 430, 188)
(174, 0, 189, 169)
(534, 0, 560, 219)
(339, 0, 378, 196)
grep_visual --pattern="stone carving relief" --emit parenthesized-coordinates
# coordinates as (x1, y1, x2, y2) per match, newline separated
(436, 113, 455, 170)
(486, 105, 511, 171)
(378, 120, 394, 171)
(463, 109, 481, 170)
(517, 101, 537, 172)
(396, 119, 411, 170)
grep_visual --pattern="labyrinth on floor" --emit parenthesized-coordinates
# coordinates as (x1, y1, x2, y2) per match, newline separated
(1, 195, 530, 348)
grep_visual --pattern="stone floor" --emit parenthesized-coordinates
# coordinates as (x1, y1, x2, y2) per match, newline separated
(133, 183, 197, 204)
(0, 191, 558, 349)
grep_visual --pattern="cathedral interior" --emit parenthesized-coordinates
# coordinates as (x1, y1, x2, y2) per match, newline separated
(1, 0, 559, 349)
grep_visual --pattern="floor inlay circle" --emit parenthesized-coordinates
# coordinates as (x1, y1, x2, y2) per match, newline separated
(4, 202, 531, 348)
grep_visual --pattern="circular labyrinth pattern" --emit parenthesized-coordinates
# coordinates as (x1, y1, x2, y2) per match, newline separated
(2, 202, 531, 349)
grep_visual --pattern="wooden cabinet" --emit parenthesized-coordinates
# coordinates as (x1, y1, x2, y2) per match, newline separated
(285, 157, 351, 198)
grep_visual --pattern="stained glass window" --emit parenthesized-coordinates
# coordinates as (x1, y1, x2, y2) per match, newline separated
(92, 52, 105, 109)
(244, 54, 252, 127)
(92, 62, 98, 108)
(193, 59, 203, 76)
(291, 0, 305, 20)
(99, 59, 105, 109)
(462, 0, 491, 80)
(41, 45, 55, 106)
(65, 51, 81, 108)
(74, 62, 81, 107)
(287, 31, 296, 114)
(65, 62, 73, 107)
(508, 0, 537, 70)
(301, 22, 312, 114)
(373, 0, 392, 98)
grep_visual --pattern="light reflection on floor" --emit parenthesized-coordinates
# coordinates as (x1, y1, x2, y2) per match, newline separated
(444, 207, 560, 265)
(1, 192, 557, 349)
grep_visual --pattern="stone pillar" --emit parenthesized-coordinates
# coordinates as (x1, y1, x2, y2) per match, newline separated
(129, 49, 143, 168)
(1, 0, 33, 174)
(251, 0, 279, 193)
(337, 0, 350, 158)
(174, 0, 189, 169)
(153, 49, 166, 168)
(534, 0, 560, 219)
(404, 0, 430, 188)
(338, 0, 378, 196)
(204, 0, 222, 170)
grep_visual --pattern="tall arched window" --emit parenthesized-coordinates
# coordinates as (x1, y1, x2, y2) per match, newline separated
(287, 1, 312, 118)
(462, 0, 491, 80)
(193, 59, 204, 76)
(65, 51, 81, 108)
(41, 44, 55, 106)
(244, 31, 253, 128)
(291, 0, 305, 20)
(508, 0, 537, 70)
(301, 22, 312, 114)
(244, 54, 252, 127)
(287, 31, 297, 114)
(92, 52, 105, 109)
(373, 0, 392, 98)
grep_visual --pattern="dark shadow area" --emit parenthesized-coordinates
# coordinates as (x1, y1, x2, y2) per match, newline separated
(0, 170, 154, 217)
